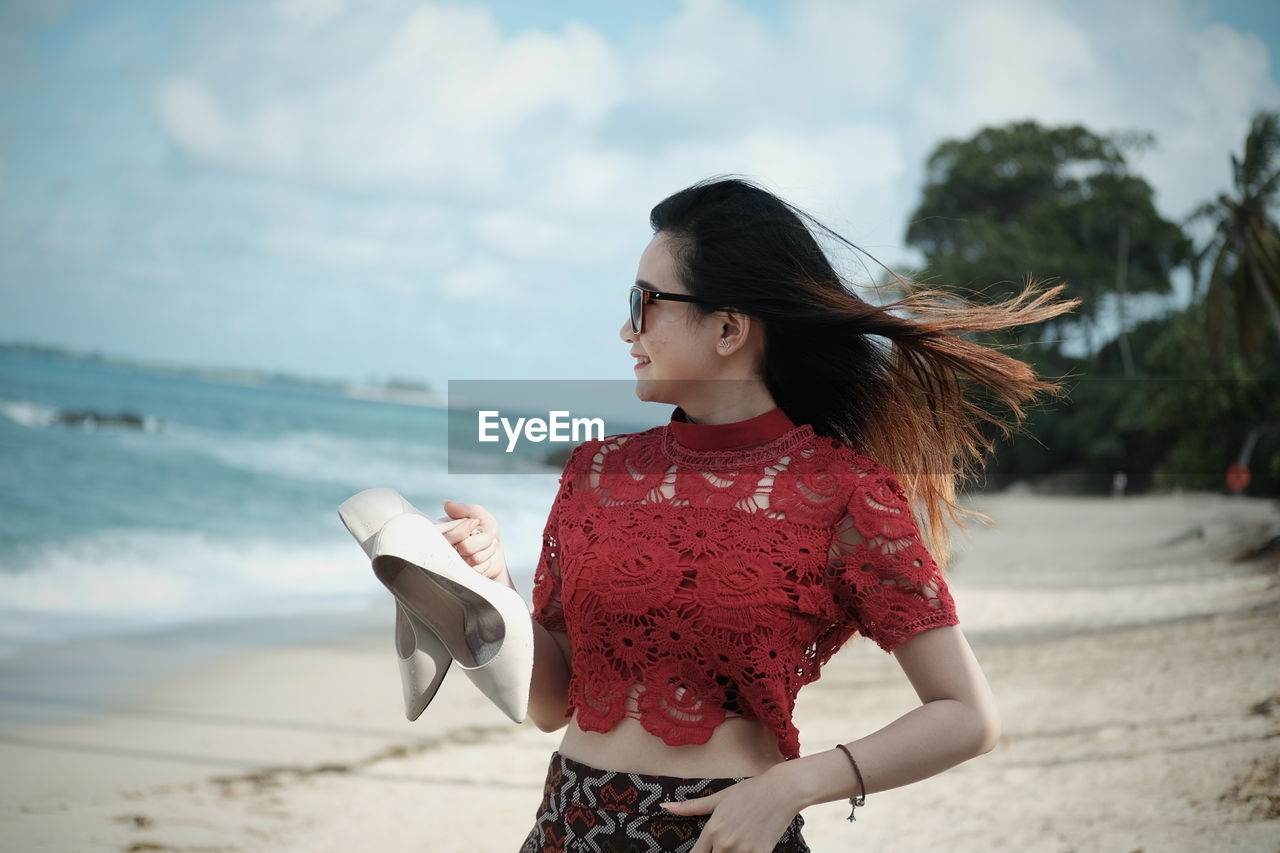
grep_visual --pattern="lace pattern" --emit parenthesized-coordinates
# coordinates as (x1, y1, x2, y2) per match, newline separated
(531, 426, 959, 760)
(660, 422, 818, 469)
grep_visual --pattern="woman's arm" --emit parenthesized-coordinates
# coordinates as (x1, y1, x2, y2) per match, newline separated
(528, 620, 573, 732)
(772, 624, 1001, 811)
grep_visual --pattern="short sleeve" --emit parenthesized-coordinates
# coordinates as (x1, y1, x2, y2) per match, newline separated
(825, 466, 959, 653)
(530, 442, 587, 634)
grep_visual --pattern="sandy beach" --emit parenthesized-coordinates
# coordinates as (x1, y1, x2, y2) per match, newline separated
(1, 491, 1277, 852)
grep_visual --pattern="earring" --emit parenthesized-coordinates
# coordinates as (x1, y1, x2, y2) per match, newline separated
(719, 340, 730, 350)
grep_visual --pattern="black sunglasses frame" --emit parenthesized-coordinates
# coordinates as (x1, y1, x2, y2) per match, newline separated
(629, 285, 718, 334)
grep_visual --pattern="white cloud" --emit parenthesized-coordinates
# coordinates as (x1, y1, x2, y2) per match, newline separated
(155, 2, 624, 199)
(153, 0, 1278, 232)
(7, 0, 1276, 379)
(623, 0, 917, 128)
(438, 255, 521, 302)
(474, 209, 621, 268)
(156, 77, 234, 164)
(910, 1, 1103, 134)
(901, 0, 1279, 219)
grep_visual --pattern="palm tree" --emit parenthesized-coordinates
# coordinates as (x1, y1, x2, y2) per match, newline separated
(1186, 109, 1280, 360)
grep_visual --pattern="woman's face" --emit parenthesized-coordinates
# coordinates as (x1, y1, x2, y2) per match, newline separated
(619, 232, 722, 403)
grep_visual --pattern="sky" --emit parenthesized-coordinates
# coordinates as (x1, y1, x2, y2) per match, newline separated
(0, 0, 1277, 389)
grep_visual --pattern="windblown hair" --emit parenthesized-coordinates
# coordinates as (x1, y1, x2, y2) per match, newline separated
(649, 174, 1081, 570)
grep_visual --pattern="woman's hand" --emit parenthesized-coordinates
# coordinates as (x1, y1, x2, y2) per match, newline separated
(660, 769, 802, 853)
(440, 499, 515, 591)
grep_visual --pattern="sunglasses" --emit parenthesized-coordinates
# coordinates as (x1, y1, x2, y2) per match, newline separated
(629, 284, 721, 334)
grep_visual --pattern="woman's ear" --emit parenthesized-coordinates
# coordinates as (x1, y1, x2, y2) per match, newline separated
(719, 312, 750, 350)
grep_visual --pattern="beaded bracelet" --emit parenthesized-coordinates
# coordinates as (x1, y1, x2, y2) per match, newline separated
(834, 743, 866, 821)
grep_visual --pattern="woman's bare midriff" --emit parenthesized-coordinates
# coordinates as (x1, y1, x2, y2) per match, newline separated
(554, 685, 787, 778)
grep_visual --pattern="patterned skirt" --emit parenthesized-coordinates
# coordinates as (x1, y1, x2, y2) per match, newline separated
(519, 750, 810, 853)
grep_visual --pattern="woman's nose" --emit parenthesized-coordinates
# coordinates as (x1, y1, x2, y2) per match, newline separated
(619, 319, 636, 343)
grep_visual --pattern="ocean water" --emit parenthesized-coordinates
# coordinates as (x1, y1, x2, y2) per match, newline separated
(0, 348, 573, 658)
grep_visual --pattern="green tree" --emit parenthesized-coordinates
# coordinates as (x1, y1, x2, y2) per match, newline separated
(1185, 109, 1280, 361)
(1139, 293, 1280, 492)
(904, 120, 1193, 357)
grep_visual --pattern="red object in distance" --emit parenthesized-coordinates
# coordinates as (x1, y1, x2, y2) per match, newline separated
(1226, 462, 1251, 493)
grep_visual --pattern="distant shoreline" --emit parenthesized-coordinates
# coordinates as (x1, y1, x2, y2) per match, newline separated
(0, 339, 445, 408)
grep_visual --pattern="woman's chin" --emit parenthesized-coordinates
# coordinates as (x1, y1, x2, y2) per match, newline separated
(632, 376, 671, 404)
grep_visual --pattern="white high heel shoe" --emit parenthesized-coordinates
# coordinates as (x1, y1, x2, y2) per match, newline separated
(338, 488, 455, 721)
(342, 488, 535, 724)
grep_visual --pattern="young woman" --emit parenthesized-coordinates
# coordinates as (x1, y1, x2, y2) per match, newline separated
(444, 175, 1078, 852)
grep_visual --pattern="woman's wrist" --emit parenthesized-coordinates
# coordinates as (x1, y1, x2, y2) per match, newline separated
(765, 746, 863, 813)
(763, 754, 820, 813)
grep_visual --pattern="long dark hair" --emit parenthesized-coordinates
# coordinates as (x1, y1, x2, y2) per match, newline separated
(649, 174, 1081, 569)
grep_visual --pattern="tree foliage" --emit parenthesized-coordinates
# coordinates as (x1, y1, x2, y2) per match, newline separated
(1185, 109, 1280, 361)
(906, 120, 1193, 354)
(905, 117, 1279, 495)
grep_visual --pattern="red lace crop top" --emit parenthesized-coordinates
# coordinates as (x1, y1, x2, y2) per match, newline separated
(530, 404, 960, 761)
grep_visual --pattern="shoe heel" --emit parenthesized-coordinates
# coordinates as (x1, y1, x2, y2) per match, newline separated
(339, 487, 459, 721)
(394, 601, 452, 721)
(369, 512, 533, 723)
